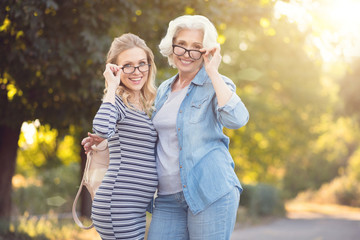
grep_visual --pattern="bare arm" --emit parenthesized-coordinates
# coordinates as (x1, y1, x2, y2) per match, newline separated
(202, 45, 232, 107)
(102, 63, 121, 104)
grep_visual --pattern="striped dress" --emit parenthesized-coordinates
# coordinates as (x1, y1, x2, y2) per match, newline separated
(91, 96, 158, 240)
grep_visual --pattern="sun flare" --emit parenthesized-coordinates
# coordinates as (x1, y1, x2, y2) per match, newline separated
(325, 0, 360, 28)
(275, 0, 360, 62)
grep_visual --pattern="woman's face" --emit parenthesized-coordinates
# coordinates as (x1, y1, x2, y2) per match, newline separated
(173, 29, 204, 75)
(116, 47, 149, 95)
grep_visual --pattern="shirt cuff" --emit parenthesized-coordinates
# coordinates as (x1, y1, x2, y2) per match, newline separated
(217, 92, 241, 112)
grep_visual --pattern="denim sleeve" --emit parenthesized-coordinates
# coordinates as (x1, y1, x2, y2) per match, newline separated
(92, 97, 126, 138)
(216, 79, 249, 129)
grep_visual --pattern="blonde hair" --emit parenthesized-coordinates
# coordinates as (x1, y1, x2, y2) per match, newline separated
(105, 33, 157, 115)
(159, 15, 218, 67)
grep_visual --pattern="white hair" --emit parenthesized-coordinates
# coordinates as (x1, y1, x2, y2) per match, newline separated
(159, 15, 218, 67)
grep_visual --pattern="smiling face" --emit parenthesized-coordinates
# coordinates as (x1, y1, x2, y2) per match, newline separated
(116, 47, 149, 97)
(172, 28, 204, 76)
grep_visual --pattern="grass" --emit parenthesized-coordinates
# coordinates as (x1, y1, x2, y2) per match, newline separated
(9, 201, 360, 239)
(7, 213, 100, 240)
(6, 212, 154, 240)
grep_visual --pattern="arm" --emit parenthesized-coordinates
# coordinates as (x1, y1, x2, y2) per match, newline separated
(202, 45, 232, 107)
(93, 64, 126, 138)
(215, 79, 249, 129)
(203, 46, 249, 129)
(102, 63, 121, 104)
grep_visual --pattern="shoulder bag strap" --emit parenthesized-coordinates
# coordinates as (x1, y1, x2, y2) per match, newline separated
(72, 151, 94, 229)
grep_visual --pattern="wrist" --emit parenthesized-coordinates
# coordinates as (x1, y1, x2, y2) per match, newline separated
(107, 84, 118, 92)
(206, 68, 220, 78)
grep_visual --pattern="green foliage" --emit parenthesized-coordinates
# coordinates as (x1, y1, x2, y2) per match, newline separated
(5, 214, 91, 240)
(283, 117, 360, 197)
(339, 59, 360, 123)
(0, 231, 49, 240)
(0, 0, 270, 131)
(297, 174, 360, 208)
(240, 184, 285, 217)
(13, 163, 79, 215)
(16, 122, 82, 175)
(220, 7, 359, 199)
(1, 0, 117, 131)
(2, 0, 360, 224)
(348, 148, 360, 181)
(332, 177, 360, 207)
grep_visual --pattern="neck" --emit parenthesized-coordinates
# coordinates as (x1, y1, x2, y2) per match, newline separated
(176, 68, 200, 89)
(130, 92, 141, 103)
(178, 71, 196, 84)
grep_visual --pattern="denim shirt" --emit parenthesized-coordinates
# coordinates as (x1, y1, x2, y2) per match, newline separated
(152, 66, 249, 214)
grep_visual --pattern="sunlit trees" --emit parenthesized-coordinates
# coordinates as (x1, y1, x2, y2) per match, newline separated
(0, 0, 131, 225)
(340, 59, 360, 123)
(220, 4, 351, 197)
(2, 0, 360, 232)
(0, 0, 267, 226)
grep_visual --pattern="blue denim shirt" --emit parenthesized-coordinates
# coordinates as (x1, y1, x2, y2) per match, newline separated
(152, 66, 249, 214)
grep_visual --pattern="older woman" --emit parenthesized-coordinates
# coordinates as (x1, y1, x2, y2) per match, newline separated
(147, 15, 249, 240)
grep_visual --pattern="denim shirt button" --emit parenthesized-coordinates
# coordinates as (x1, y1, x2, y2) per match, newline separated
(183, 185, 186, 188)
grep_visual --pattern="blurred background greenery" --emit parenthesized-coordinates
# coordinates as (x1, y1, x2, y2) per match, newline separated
(1, 0, 360, 239)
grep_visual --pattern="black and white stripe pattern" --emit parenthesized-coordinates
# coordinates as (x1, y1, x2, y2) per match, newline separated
(91, 97, 158, 240)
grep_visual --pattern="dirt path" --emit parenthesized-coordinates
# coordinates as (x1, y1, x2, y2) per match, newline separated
(231, 202, 360, 240)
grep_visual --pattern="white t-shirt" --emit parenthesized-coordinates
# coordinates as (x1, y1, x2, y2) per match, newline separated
(152, 86, 188, 195)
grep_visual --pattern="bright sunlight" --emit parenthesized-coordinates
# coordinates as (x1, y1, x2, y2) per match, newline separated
(275, 0, 360, 62)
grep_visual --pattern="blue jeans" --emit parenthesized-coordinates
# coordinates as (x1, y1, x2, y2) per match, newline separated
(147, 187, 240, 240)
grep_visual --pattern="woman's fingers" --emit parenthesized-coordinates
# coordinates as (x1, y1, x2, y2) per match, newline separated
(201, 45, 220, 57)
(103, 64, 113, 78)
(81, 137, 87, 145)
(109, 64, 121, 75)
(104, 63, 121, 77)
(88, 132, 105, 145)
(103, 63, 121, 86)
(81, 133, 106, 153)
(202, 45, 222, 72)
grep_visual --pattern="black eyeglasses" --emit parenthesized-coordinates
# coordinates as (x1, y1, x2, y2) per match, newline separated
(172, 45, 204, 60)
(120, 63, 151, 74)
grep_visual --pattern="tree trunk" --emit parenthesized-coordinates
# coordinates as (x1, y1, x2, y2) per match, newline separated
(0, 124, 21, 231)
(80, 148, 92, 218)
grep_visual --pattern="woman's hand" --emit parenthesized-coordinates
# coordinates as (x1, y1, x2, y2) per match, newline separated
(201, 44, 222, 74)
(81, 132, 105, 154)
(201, 44, 233, 107)
(103, 63, 121, 89)
(102, 63, 121, 104)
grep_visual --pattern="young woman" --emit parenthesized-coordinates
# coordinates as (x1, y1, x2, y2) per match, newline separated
(86, 33, 158, 240)
(147, 15, 249, 240)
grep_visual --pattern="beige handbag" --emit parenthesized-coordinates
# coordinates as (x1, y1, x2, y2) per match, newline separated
(72, 139, 109, 229)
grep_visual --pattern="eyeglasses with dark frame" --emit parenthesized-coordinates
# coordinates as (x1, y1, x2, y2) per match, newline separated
(120, 63, 151, 74)
(172, 45, 204, 60)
